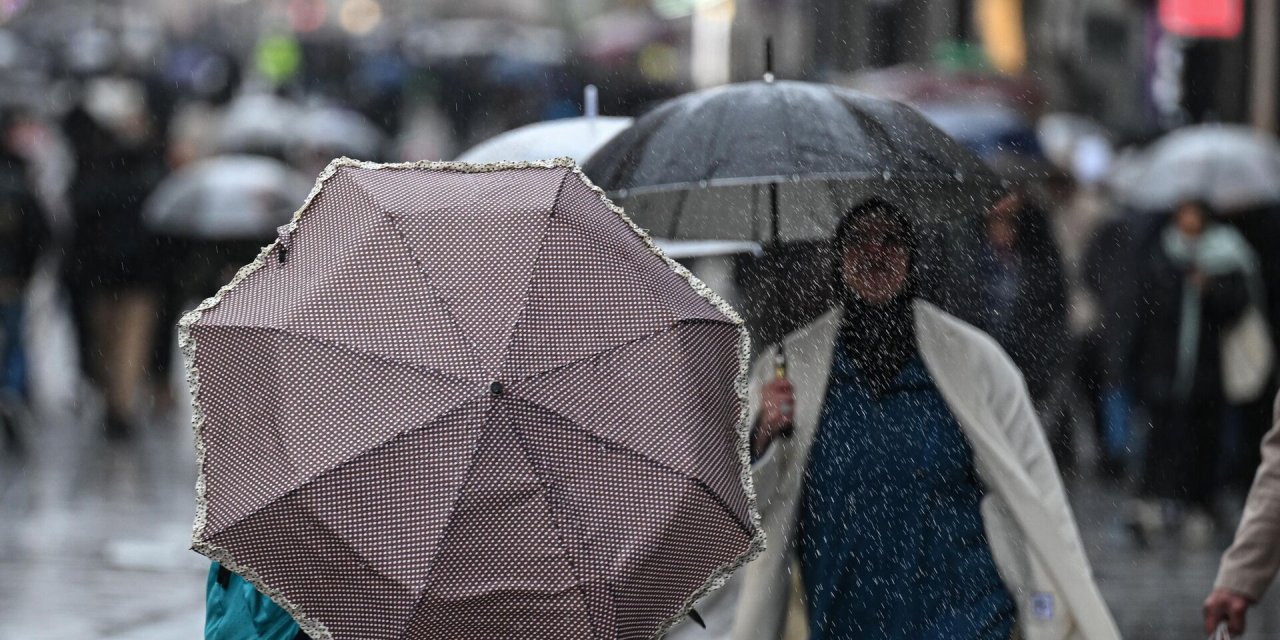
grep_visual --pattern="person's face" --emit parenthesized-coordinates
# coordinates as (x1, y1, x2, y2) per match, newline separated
(987, 192, 1021, 252)
(841, 213, 911, 306)
(1175, 203, 1206, 238)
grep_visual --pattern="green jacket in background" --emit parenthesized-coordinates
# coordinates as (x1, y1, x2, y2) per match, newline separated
(206, 563, 304, 640)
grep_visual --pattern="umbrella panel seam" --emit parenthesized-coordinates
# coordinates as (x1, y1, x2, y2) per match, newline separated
(200, 386, 488, 542)
(194, 322, 478, 395)
(398, 399, 504, 640)
(502, 394, 754, 542)
(492, 169, 575, 376)
(382, 212, 490, 377)
(511, 317, 732, 388)
(502, 399, 603, 639)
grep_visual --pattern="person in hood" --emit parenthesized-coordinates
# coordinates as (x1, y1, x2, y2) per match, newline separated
(668, 199, 1118, 640)
(1126, 200, 1255, 545)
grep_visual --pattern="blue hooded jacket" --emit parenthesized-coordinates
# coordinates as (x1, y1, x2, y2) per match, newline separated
(206, 563, 303, 640)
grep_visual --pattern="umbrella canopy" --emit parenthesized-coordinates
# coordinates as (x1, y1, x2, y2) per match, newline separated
(217, 93, 303, 156)
(292, 106, 386, 159)
(143, 154, 313, 240)
(180, 158, 762, 640)
(583, 80, 1001, 341)
(456, 116, 633, 164)
(1112, 124, 1280, 213)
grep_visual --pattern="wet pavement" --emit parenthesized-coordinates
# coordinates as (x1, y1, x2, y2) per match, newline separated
(3, 271, 1280, 639)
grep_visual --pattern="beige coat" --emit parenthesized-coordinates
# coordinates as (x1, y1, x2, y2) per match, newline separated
(1215, 393, 1280, 599)
(667, 301, 1119, 640)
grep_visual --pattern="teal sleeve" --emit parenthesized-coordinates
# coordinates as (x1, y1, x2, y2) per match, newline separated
(205, 562, 302, 640)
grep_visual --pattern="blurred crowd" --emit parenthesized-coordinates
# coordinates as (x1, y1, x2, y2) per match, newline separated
(0, 16, 685, 448)
(1, 6, 1279, 584)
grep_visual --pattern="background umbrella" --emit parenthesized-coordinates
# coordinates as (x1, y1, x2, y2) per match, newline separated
(455, 116, 632, 164)
(146, 154, 315, 325)
(216, 93, 302, 157)
(181, 158, 762, 640)
(1110, 124, 1280, 213)
(456, 86, 632, 164)
(289, 105, 387, 177)
(583, 79, 1002, 344)
(292, 105, 386, 160)
(143, 154, 312, 240)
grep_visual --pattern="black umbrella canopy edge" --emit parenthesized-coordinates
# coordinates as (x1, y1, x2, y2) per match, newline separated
(583, 80, 1000, 195)
(611, 170, 1003, 199)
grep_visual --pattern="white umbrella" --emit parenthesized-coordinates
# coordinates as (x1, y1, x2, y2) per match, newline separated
(217, 93, 302, 155)
(455, 116, 632, 164)
(143, 155, 313, 240)
(292, 106, 385, 159)
(1114, 125, 1280, 213)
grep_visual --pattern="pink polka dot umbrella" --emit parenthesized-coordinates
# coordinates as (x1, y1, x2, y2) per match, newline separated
(180, 158, 763, 640)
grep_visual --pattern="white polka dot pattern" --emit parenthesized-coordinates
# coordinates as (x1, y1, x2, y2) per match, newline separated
(182, 159, 762, 640)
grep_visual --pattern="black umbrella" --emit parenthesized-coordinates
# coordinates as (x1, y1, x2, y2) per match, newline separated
(583, 79, 1002, 344)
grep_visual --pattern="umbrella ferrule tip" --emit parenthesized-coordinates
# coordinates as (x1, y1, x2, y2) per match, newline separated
(489, 380, 504, 395)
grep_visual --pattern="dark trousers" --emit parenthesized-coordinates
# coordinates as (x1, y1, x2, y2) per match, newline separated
(1141, 397, 1222, 509)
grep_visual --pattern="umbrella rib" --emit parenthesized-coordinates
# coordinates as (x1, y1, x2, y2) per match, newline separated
(381, 215, 489, 373)
(841, 101, 903, 171)
(494, 169, 572, 371)
(602, 103, 675, 189)
(513, 317, 731, 387)
(505, 394, 753, 541)
(339, 167, 490, 374)
(202, 388, 486, 542)
(398, 401, 533, 640)
(502, 399, 601, 639)
(693, 96, 736, 187)
(201, 323, 478, 389)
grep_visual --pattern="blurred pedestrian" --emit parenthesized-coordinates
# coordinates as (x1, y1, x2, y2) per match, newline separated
(1219, 205, 1280, 491)
(978, 185, 1072, 468)
(0, 115, 50, 451)
(61, 79, 168, 440)
(1128, 200, 1255, 544)
(1079, 215, 1141, 480)
(683, 200, 1118, 639)
(1204, 391, 1280, 636)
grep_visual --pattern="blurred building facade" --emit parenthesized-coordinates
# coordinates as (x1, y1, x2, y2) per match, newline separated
(1, 0, 1278, 140)
(789, 0, 1280, 138)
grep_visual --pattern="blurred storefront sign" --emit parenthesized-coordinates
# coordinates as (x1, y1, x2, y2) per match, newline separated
(1159, 0, 1243, 39)
(692, 0, 734, 87)
(976, 0, 1026, 74)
